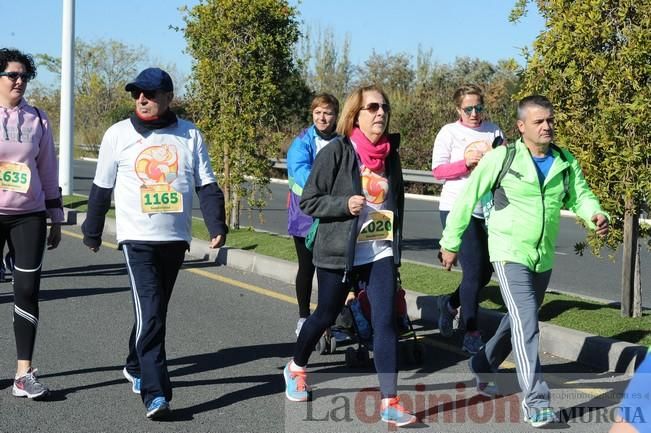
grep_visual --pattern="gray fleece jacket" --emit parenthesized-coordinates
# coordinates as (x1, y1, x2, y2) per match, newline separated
(299, 134, 404, 272)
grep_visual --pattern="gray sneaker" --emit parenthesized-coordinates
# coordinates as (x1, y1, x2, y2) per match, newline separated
(462, 332, 484, 354)
(437, 295, 457, 337)
(455, 307, 465, 332)
(12, 368, 49, 399)
(468, 358, 499, 398)
(295, 317, 307, 337)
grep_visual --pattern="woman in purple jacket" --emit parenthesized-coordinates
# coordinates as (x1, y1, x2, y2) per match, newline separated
(0, 48, 63, 399)
(286, 93, 339, 336)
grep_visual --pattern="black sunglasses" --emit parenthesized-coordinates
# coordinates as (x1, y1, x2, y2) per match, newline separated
(461, 104, 484, 115)
(0, 72, 30, 82)
(361, 102, 390, 113)
(130, 89, 158, 100)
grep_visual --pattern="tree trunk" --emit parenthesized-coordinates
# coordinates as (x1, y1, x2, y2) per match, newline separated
(620, 197, 639, 317)
(633, 241, 642, 318)
(229, 191, 240, 229)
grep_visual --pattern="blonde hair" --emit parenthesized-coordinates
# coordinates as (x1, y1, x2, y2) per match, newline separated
(336, 84, 391, 137)
(453, 84, 484, 108)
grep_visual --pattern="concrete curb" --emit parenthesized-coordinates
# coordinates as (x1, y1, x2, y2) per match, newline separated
(65, 209, 647, 374)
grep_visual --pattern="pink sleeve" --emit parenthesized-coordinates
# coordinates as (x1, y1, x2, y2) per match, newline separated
(432, 159, 470, 180)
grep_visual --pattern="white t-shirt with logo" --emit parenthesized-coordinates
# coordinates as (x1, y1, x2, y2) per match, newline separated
(353, 151, 394, 266)
(93, 118, 217, 243)
(431, 120, 504, 217)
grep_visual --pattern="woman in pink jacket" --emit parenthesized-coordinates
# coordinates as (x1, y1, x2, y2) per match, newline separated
(0, 48, 63, 399)
(431, 84, 504, 354)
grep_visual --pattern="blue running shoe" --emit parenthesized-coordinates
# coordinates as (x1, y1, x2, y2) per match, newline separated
(381, 397, 417, 426)
(122, 367, 141, 394)
(283, 361, 311, 402)
(146, 396, 170, 420)
(525, 407, 556, 428)
(437, 295, 457, 337)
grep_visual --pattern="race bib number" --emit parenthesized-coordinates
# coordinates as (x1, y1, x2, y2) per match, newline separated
(357, 210, 394, 242)
(0, 161, 31, 193)
(140, 184, 183, 214)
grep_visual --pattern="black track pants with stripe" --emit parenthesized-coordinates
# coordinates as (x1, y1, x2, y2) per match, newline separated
(122, 241, 186, 407)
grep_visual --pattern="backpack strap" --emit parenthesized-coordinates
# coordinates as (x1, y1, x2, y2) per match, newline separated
(492, 141, 517, 193)
(550, 143, 570, 207)
(34, 106, 43, 127)
(33, 106, 45, 160)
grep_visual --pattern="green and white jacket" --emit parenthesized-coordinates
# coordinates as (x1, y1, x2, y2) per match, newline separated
(440, 138, 607, 273)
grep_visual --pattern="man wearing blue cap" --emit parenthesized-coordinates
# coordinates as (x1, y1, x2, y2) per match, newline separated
(82, 67, 228, 420)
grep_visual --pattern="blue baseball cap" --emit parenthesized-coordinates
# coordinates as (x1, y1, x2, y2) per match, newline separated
(125, 67, 173, 92)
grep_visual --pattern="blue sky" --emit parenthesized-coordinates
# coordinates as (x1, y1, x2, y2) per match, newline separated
(1, 0, 545, 89)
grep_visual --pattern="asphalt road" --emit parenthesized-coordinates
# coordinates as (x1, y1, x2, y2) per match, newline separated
(0, 225, 632, 432)
(72, 159, 650, 306)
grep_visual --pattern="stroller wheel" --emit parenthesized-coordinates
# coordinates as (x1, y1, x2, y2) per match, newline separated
(329, 335, 337, 354)
(315, 335, 328, 354)
(400, 343, 414, 365)
(357, 347, 370, 366)
(412, 342, 425, 365)
(345, 347, 357, 367)
(401, 340, 424, 365)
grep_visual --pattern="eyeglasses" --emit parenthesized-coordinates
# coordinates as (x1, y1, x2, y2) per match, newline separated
(130, 89, 158, 100)
(361, 102, 390, 113)
(0, 72, 30, 82)
(461, 104, 484, 115)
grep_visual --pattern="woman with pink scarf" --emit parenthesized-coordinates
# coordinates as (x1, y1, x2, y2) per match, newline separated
(282, 85, 416, 427)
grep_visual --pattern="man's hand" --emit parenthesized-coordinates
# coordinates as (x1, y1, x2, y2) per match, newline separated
(209, 234, 225, 249)
(592, 213, 609, 237)
(438, 248, 457, 271)
(47, 223, 62, 250)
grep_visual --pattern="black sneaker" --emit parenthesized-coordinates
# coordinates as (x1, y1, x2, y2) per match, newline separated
(12, 368, 49, 399)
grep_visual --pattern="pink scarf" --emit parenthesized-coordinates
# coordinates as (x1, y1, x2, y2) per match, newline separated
(350, 127, 391, 173)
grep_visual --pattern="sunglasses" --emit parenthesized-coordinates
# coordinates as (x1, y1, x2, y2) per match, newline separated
(461, 104, 484, 115)
(130, 89, 158, 100)
(361, 102, 390, 113)
(0, 72, 30, 82)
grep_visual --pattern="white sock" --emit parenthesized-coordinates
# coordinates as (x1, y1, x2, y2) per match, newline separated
(289, 360, 306, 372)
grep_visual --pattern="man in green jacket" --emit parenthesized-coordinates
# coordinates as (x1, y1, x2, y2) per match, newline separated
(439, 95, 609, 428)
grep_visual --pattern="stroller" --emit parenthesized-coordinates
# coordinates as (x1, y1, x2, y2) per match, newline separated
(331, 275, 424, 368)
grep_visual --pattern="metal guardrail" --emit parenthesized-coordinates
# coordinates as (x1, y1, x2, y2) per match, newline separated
(273, 159, 442, 185)
(272, 159, 650, 224)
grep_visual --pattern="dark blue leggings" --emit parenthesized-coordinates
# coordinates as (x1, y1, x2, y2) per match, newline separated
(439, 211, 493, 332)
(293, 256, 398, 398)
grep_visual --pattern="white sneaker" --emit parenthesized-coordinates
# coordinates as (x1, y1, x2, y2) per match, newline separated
(295, 318, 307, 337)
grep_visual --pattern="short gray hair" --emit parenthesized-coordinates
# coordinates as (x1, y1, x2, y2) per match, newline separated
(517, 95, 554, 120)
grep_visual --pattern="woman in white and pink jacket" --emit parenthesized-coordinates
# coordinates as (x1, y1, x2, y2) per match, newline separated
(431, 84, 504, 355)
(0, 48, 63, 400)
